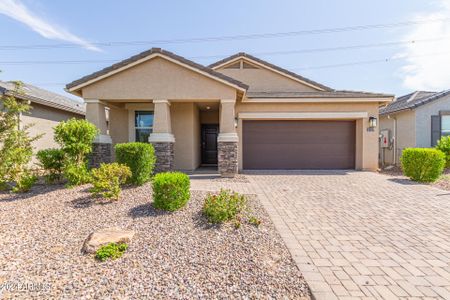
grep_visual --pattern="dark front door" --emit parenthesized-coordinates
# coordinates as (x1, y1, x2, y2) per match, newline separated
(201, 124, 219, 165)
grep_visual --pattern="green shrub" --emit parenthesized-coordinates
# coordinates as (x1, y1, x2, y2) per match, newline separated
(36, 148, 65, 183)
(95, 242, 128, 261)
(63, 163, 91, 187)
(401, 148, 445, 182)
(12, 172, 37, 193)
(54, 119, 98, 165)
(436, 136, 450, 167)
(152, 172, 190, 211)
(115, 143, 156, 185)
(202, 189, 247, 223)
(90, 163, 131, 200)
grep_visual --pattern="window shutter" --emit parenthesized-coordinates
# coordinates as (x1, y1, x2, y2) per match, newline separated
(431, 115, 441, 146)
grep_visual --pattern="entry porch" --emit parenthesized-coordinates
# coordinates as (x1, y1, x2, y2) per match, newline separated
(86, 98, 239, 177)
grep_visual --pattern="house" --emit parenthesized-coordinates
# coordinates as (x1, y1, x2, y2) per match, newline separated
(379, 90, 450, 166)
(0, 81, 85, 152)
(66, 48, 393, 177)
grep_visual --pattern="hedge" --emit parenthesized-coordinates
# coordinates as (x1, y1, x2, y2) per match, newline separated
(115, 142, 155, 185)
(400, 148, 445, 182)
(152, 172, 190, 211)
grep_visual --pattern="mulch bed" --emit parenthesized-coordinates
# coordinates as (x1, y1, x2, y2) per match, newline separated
(0, 184, 309, 299)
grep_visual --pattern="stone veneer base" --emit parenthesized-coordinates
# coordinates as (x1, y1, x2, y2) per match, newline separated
(218, 141, 238, 177)
(89, 142, 112, 168)
(152, 142, 174, 173)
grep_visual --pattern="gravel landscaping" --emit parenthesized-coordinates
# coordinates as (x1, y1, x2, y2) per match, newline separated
(379, 166, 450, 191)
(0, 183, 309, 299)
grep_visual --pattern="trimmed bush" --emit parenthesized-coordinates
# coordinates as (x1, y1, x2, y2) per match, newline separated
(36, 148, 65, 183)
(152, 172, 190, 211)
(401, 148, 445, 182)
(436, 136, 450, 167)
(63, 163, 91, 187)
(115, 142, 156, 185)
(202, 189, 247, 223)
(90, 163, 131, 200)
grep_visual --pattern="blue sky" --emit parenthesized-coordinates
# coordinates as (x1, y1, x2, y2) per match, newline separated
(1, 0, 449, 101)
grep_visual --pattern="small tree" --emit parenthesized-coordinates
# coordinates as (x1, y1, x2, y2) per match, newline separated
(54, 118, 98, 187)
(54, 118, 99, 166)
(0, 81, 41, 191)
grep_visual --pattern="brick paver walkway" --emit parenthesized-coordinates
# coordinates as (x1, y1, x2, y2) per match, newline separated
(190, 171, 450, 300)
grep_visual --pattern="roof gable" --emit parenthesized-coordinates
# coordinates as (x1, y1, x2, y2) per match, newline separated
(66, 48, 248, 95)
(209, 52, 332, 92)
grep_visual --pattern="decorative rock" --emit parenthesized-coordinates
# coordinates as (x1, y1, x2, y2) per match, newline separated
(82, 227, 135, 254)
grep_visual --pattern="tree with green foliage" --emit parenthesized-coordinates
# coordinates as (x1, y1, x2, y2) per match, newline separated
(54, 118, 99, 166)
(0, 81, 41, 192)
(53, 118, 98, 187)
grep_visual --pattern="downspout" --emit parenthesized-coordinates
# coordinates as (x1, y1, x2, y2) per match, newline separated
(393, 116, 397, 165)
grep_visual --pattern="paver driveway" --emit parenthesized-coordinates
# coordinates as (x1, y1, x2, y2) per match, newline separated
(190, 171, 450, 300)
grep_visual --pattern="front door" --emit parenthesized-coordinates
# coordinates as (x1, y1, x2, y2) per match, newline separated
(201, 124, 218, 165)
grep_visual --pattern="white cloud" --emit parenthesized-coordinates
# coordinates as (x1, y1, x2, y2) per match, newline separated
(0, 0, 101, 51)
(399, 0, 450, 91)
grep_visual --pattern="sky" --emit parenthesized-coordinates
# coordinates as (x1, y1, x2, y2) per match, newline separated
(0, 0, 449, 102)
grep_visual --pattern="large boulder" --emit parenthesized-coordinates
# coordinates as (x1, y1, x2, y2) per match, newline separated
(82, 227, 135, 254)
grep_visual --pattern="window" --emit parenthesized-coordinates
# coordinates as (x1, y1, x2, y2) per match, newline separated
(442, 115, 450, 137)
(135, 111, 153, 142)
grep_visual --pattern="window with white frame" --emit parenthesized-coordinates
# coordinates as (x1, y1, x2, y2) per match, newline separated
(135, 111, 153, 142)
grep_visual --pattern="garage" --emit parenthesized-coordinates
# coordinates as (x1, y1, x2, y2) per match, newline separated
(242, 120, 356, 170)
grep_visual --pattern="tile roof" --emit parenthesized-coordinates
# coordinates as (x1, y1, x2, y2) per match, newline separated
(0, 81, 85, 115)
(380, 90, 450, 115)
(247, 90, 393, 98)
(66, 48, 249, 91)
(208, 52, 333, 91)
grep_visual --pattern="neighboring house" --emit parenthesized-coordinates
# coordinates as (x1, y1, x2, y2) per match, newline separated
(379, 90, 450, 166)
(66, 48, 393, 177)
(0, 81, 85, 153)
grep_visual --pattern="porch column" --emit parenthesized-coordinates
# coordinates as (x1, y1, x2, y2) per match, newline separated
(218, 99, 238, 177)
(85, 100, 112, 168)
(148, 99, 175, 173)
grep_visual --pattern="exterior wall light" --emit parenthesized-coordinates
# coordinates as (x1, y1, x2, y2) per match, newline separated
(369, 116, 377, 128)
(234, 117, 238, 128)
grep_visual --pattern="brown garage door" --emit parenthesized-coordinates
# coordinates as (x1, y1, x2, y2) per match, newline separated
(243, 120, 356, 169)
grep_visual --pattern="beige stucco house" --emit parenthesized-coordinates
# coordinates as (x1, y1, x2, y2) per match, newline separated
(0, 81, 85, 154)
(66, 48, 393, 176)
(380, 90, 450, 166)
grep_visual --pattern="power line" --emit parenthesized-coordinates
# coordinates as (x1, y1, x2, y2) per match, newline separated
(292, 51, 450, 70)
(28, 51, 450, 88)
(0, 36, 449, 66)
(0, 17, 449, 50)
